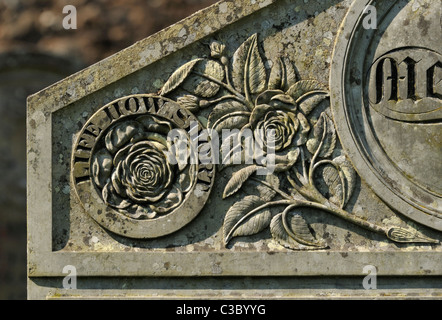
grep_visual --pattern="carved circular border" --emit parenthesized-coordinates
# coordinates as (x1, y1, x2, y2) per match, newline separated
(71, 94, 215, 239)
(330, 0, 442, 231)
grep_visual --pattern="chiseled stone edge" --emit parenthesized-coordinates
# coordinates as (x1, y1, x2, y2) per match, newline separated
(28, 251, 442, 277)
(26, 0, 277, 114)
(27, 277, 442, 300)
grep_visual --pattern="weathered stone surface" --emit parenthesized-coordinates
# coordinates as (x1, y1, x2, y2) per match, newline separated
(27, 0, 442, 299)
(330, 0, 442, 232)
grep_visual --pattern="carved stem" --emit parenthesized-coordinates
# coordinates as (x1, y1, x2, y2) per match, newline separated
(304, 200, 387, 235)
(251, 177, 292, 200)
(286, 171, 302, 194)
(308, 113, 327, 180)
(300, 148, 308, 182)
(206, 95, 245, 105)
(224, 64, 234, 89)
(193, 71, 247, 104)
(285, 171, 387, 235)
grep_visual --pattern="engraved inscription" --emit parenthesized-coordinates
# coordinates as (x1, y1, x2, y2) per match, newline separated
(331, 0, 442, 232)
(72, 95, 214, 238)
(368, 47, 442, 122)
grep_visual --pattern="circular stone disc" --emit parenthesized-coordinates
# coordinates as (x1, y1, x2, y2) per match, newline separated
(72, 94, 215, 239)
(330, 0, 442, 231)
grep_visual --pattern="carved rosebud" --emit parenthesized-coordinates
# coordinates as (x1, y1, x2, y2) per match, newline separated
(199, 100, 211, 109)
(210, 41, 226, 59)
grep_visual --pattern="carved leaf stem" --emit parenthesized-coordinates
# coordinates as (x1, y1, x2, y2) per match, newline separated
(193, 71, 246, 104)
(283, 175, 437, 244)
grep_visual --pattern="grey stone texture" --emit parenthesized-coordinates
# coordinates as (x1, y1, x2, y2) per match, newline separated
(0, 0, 217, 300)
(27, 0, 442, 299)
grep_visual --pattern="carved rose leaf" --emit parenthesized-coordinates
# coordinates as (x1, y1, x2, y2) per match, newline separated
(268, 56, 298, 92)
(182, 59, 225, 98)
(317, 164, 344, 208)
(160, 59, 202, 96)
(223, 165, 258, 199)
(270, 213, 300, 250)
(211, 112, 250, 132)
(253, 181, 277, 202)
(232, 33, 266, 96)
(306, 112, 336, 158)
(218, 124, 254, 171)
(207, 101, 250, 130)
(286, 80, 327, 102)
(177, 95, 200, 113)
(231, 209, 272, 241)
(333, 156, 356, 207)
(223, 195, 271, 245)
(270, 211, 327, 250)
(298, 92, 330, 116)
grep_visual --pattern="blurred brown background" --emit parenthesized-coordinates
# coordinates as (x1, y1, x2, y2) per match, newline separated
(0, 0, 218, 300)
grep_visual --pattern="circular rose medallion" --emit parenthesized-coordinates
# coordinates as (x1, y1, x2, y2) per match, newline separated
(72, 95, 215, 238)
(330, 0, 442, 231)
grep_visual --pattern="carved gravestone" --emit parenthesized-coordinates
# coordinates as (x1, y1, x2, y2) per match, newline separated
(28, 0, 442, 299)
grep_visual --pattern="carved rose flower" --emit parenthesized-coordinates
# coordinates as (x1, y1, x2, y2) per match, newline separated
(111, 141, 174, 203)
(250, 90, 310, 171)
(91, 115, 194, 219)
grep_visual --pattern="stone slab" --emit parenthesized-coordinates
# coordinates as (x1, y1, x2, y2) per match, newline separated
(27, 0, 442, 300)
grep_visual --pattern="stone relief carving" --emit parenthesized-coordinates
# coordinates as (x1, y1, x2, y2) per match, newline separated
(72, 33, 439, 248)
(72, 95, 215, 239)
(91, 114, 195, 220)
